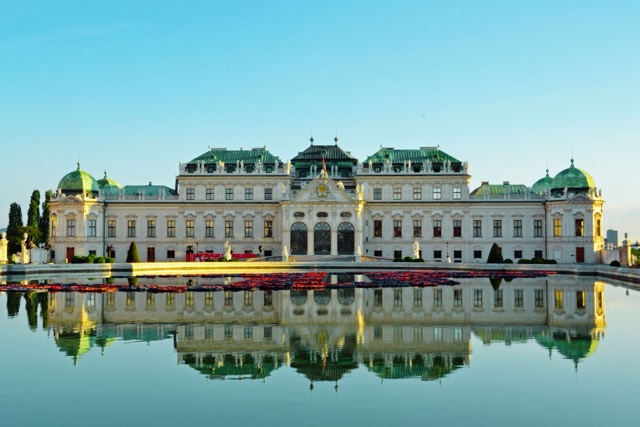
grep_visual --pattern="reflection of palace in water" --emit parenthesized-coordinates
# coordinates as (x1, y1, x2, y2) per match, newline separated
(19, 276, 606, 381)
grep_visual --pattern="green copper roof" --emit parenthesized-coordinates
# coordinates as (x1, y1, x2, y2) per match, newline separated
(291, 141, 358, 164)
(97, 171, 122, 190)
(58, 163, 99, 194)
(531, 170, 553, 195)
(470, 182, 528, 196)
(364, 147, 461, 165)
(121, 185, 177, 197)
(550, 160, 596, 191)
(188, 147, 282, 165)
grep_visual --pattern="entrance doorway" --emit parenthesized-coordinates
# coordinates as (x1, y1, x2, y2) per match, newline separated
(290, 222, 308, 255)
(337, 222, 355, 255)
(147, 247, 156, 262)
(576, 247, 585, 263)
(314, 222, 331, 255)
(66, 247, 74, 262)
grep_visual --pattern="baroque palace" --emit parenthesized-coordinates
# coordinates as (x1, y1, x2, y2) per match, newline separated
(49, 138, 604, 263)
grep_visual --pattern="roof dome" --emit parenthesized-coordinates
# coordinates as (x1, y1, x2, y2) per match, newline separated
(550, 159, 596, 193)
(531, 169, 553, 195)
(97, 171, 121, 190)
(57, 163, 99, 195)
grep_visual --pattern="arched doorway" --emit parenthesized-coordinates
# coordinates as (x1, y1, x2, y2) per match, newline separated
(337, 222, 355, 255)
(314, 222, 331, 255)
(290, 222, 308, 255)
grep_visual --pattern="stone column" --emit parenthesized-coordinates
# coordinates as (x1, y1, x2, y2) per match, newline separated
(0, 232, 8, 264)
(307, 228, 314, 255)
(331, 229, 338, 256)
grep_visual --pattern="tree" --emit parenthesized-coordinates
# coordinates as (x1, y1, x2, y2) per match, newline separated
(39, 190, 52, 247)
(487, 243, 504, 263)
(7, 202, 24, 256)
(126, 241, 140, 262)
(25, 190, 41, 246)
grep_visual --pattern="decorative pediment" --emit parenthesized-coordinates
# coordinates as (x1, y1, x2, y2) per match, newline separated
(290, 173, 356, 203)
(567, 193, 593, 203)
(58, 195, 84, 204)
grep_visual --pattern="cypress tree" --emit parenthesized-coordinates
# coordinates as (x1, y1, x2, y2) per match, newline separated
(25, 190, 41, 246)
(7, 202, 24, 256)
(487, 243, 504, 263)
(126, 241, 141, 262)
(39, 190, 52, 247)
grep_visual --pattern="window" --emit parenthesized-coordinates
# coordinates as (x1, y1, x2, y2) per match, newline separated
(453, 249, 462, 259)
(493, 220, 502, 238)
(259, 220, 272, 238)
(413, 187, 422, 200)
(433, 220, 442, 237)
(514, 249, 523, 259)
(146, 293, 155, 309)
(554, 218, 562, 237)
(225, 220, 234, 238)
(576, 290, 586, 309)
(244, 291, 253, 306)
(393, 187, 402, 200)
(535, 289, 544, 308)
(166, 293, 175, 309)
(224, 324, 233, 339)
(393, 289, 402, 307)
(244, 220, 253, 238)
(167, 249, 175, 259)
(51, 217, 57, 237)
(534, 249, 543, 259)
(224, 291, 233, 307)
(167, 220, 176, 238)
(66, 219, 76, 237)
(596, 218, 601, 236)
(454, 289, 462, 307)
(394, 250, 402, 259)
(474, 289, 483, 308)
(393, 220, 402, 238)
(206, 188, 214, 200)
(473, 220, 482, 237)
(373, 249, 383, 257)
(147, 220, 156, 238)
(373, 187, 382, 200)
(434, 289, 442, 307)
(513, 219, 522, 238)
(434, 250, 442, 260)
(554, 290, 563, 310)
(515, 289, 524, 308)
(374, 289, 383, 307)
(264, 290, 273, 306)
(225, 188, 234, 200)
(494, 289, 503, 308)
(413, 220, 422, 238)
(453, 187, 462, 200)
(185, 292, 194, 308)
(473, 250, 482, 259)
(374, 220, 382, 238)
(264, 188, 273, 200)
(186, 219, 195, 238)
(433, 187, 442, 200)
(453, 219, 462, 237)
(127, 220, 136, 238)
(88, 219, 97, 237)
(245, 187, 253, 200)
(534, 219, 543, 237)
(575, 219, 584, 237)
(107, 220, 116, 238)
(186, 188, 195, 200)
(205, 220, 214, 238)
(414, 288, 423, 307)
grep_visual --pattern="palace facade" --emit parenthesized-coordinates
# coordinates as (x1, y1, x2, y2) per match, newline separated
(49, 139, 605, 263)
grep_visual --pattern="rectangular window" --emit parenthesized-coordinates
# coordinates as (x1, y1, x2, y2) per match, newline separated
(186, 219, 195, 238)
(206, 188, 214, 200)
(576, 290, 586, 309)
(166, 293, 175, 309)
(186, 188, 195, 200)
(414, 288, 423, 307)
(554, 218, 562, 237)
(67, 219, 76, 237)
(243, 325, 253, 339)
(205, 220, 214, 238)
(244, 220, 253, 238)
(453, 187, 462, 200)
(413, 220, 422, 238)
(373, 220, 382, 238)
(596, 218, 601, 236)
(374, 289, 383, 307)
(373, 187, 382, 200)
(147, 220, 156, 238)
(225, 220, 234, 238)
(225, 188, 234, 200)
(433, 187, 442, 200)
(473, 250, 482, 259)
(433, 220, 442, 238)
(515, 289, 524, 308)
(393, 187, 402, 200)
(393, 220, 402, 238)
(413, 187, 422, 200)
(88, 219, 97, 237)
(245, 187, 253, 200)
(373, 249, 382, 257)
(554, 290, 563, 310)
(575, 219, 584, 237)
(244, 291, 253, 306)
(394, 250, 402, 259)
(224, 324, 233, 339)
(264, 188, 273, 200)
(474, 289, 483, 308)
(453, 219, 462, 237)
(493, 220, 502, 238)
(107, 219, 116, 238)
(434, 289, 442, 307)
(535, 289, 544, 308)
(453, 289, 462, 307)
(534, 219, 543, 237)
(264, 220, 273, 238)
(434, 250, 442, 260)
(167, 220, 176, 238)
(453, 249, 462, 259)
(534, 249, 543, 259)
(494, 289, 503, 308)
(127, 220, 136, 238)
(264, 290, 273, 307)
(224, 291, 233, 307)
(393, 289, 402, 307)
(473, 220, 482, 237)
(167, 250, 175, 259)
(514, 249, 523, 259)
(513, 219, 522, 238)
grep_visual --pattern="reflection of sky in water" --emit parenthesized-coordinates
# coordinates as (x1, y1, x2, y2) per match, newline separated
(0, 276, 638, 427)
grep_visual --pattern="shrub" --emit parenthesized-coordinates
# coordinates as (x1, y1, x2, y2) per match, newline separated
(403, 256, 414, 262)
(517, 259, 530, 264)
(126, 242, 140, 263)
(487, 243, 504, 263)
(70, 255, 88, 264)
(531, 257, 545, 264)
(414, 258, 425, 262)
(393, 258, 402, 262)
(504, 259, 513, 264)
(94, 257, 107, 264)
(610, 260, 621, 267)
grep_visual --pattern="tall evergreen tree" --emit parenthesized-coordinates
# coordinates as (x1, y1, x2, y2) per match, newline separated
(39, 190, 52, 247)
(7, 202, 24, 255)
(126, 241, 141, 262)
(25, 190, 41, 246)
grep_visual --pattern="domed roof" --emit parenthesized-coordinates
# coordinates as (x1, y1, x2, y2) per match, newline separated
(550, 159, 596, 192)
(57, 163, 99, 195)
(97, 171, 121, 190)
(531, 169, 553, 195)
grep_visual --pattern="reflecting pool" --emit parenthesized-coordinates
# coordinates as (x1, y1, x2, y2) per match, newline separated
(1, 274, 638, 426)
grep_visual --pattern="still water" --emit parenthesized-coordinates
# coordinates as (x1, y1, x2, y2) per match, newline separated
(1, 274, 638, 427)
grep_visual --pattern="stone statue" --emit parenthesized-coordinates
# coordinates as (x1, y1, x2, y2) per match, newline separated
(224, 241, 232, 260)
(337, 181, 345, 190)
(413, 241, 420, 259)
(282, 245, 289, 262)
(357, 245, 362, 256)
(285, 160, 291, 174)
(0, 232, 8, 264)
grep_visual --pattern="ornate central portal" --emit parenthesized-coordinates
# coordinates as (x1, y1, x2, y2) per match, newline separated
(337, 222, 355, 255)
(314, 222, 331, 255)
(290, 222, 308, 255)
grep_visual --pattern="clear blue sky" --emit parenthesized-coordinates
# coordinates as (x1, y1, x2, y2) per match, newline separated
(1, 1, 638, 241)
